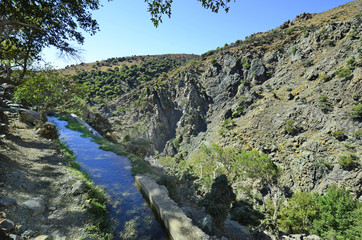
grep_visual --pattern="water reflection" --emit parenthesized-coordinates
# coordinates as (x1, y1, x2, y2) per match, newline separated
(49, 117, 168, 240)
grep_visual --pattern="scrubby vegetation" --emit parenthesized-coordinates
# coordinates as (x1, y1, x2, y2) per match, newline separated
(71, 55, 193, 103)
(14, 69, 85, 114)
(350, 104, 362, 120)
(278, 187, 361, 239)
(156, 143, 361, 239)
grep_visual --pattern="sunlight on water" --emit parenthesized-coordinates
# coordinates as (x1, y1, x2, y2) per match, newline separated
(49, 117, 168, 240)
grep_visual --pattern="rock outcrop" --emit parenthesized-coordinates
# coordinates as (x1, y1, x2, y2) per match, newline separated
(89, 1, 362, 198)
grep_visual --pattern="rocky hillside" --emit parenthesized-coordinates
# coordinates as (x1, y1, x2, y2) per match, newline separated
(91, 0, 362, 197)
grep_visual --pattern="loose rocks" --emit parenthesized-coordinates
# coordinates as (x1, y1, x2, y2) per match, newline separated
(22, 197, 45, 216)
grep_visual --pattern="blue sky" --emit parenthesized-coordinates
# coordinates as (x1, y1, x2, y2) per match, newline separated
(42, 0, 352, 68)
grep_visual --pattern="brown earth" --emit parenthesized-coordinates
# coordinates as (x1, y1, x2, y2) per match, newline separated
(0, 114, 94, 239)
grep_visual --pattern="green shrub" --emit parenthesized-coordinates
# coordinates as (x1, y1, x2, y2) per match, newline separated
(172, 138, 180, 149)
(291, 46, 297, 55)
(210, 58, 217, 65)
(284, 119, 300, 134)
(232, 106, 244, 118)
(285, 28, 295, 35)
(222, 118, 235, 130)
(278, 192, 317, 234)
(311, 186, 361, 240)
(350, 104, 362, 120)
(319, 95, 333, 112)
(339, 154, 359, 170)
(331, 130, 346, 140)
(243, 62, 250, 69)
(346, 57, 355, 66)
(354, 129, 362, 139)
(218, 128, 227, 136)
(336, 67, 352, 78)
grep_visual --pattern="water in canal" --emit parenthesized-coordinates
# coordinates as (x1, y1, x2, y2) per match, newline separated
(49, 116, 169, 240)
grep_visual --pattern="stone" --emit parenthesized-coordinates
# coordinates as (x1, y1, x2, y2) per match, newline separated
(249, 58, 266, 84)
(72, 180, 87, 195)
(50, 230, 66, 240)
(201, 215, 213, 234)
(21, 230, 35, 239)
(0, 198, 16, 207)
(18, 109, 41, 125)
(305, 235, 322, 240)
(22, 197, 45, 216)
(48, 206, 56, 211)
(223, 54, 238, 74)
(33, 235, 51, 240)
(15, 225, 25, 234)
(0, 219, 14, 231)
(9, 234, 20, 240)
(223, 220, 252, 240)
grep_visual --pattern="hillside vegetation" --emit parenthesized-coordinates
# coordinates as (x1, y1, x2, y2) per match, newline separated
(68, 54, 199, 103)
(9, 0, 362, 239)
(76, 1, 361, 238)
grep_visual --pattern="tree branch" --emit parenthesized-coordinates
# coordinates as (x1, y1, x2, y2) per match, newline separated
(0, 19, 44, 32)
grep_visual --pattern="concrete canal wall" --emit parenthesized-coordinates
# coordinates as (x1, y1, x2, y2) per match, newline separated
(135, 175, 210, 240)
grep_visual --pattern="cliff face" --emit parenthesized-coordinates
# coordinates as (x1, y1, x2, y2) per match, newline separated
(95, 0, 362, 196)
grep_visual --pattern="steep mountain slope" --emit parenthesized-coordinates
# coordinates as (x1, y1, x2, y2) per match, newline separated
(94, 0, 362, 197)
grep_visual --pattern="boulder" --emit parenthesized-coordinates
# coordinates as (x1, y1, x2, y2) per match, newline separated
(0, 198, 16, 207)
(9, 234, 20, 240)
(248, 58, 266, 84)
(223, 220, 252, 240)
(22, 197, 45, 216)
(21, 230, 35, 239)
(181, 206, 213, 234)
(305, 235, 322, 240)
(19, 109, 41, 125)
(72, 180, 86, 195)
(0, 219, 14, 232)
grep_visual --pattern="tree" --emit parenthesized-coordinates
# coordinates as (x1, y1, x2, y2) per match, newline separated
(311, 186, 361, 240)
(235, 150, 282, 237)
(0, 0, 100, 80)
(13, 68, 82, 115)
(278, 192, 317, 234)
(145, 0, 235, 27)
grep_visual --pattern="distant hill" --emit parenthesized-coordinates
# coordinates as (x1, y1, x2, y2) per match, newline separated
(63, 54, 199, 103)
(61, 54, 199, 75)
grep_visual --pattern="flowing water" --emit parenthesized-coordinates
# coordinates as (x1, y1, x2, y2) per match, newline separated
(49, 117, 169, 240)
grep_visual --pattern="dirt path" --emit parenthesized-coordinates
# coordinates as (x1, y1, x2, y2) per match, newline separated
(0, 114, 94, 239)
